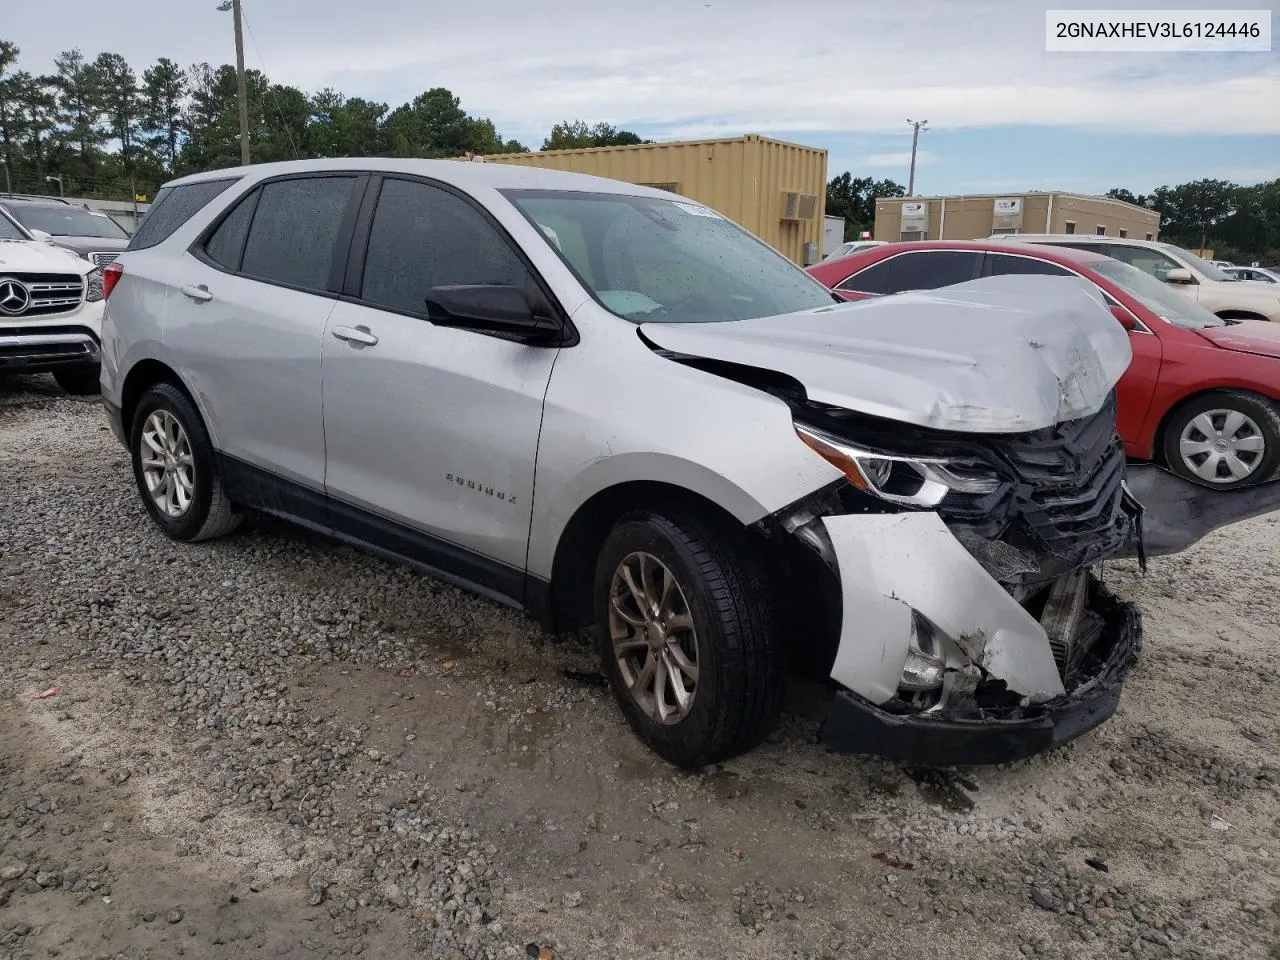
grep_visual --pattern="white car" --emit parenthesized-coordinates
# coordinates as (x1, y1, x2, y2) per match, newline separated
(0, 217, 106, 394)
(998, 235, 1280, 323)
(824, 239, 887, 260)
(1223, 266, 1280, 284)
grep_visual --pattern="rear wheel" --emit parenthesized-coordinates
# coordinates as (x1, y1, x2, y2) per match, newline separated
(53, 363, 101, 396)
(1162, 390, 1280, 489)
(594, 509, 784, 768)
(129, 382, 242, 541)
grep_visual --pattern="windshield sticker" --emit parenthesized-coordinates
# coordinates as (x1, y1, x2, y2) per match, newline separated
(672, 202, 722, 219)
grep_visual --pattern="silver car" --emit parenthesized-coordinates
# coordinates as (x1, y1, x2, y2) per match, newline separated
(100, 159, 1142, 768)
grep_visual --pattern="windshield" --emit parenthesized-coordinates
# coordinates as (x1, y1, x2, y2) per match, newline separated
(1161, 243, 1232, 282)
(0, 215, 25, 241)
(504, 190, 836, 323)
(13, 205, 130, 239)
(1092, 259, 1225, 329)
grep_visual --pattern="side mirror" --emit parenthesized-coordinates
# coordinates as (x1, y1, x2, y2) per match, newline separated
(28, 228, 53, 242)
(1163, 267, 1194, 284)
(1110, 304, 1139, 331)
(425, 284, 558, 341)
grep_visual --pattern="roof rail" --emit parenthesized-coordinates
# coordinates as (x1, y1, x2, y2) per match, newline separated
(0, 193, 74, 205)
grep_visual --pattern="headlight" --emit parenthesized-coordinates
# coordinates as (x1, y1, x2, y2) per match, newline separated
(794, 422, 1002, 508)
(85, 268, 104, 302)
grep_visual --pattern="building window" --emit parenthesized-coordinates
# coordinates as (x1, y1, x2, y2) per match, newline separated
(1064, 221, 1076, 235)
(1118, 228, 1128, 238)
(1146, 233, 1155, 241)
(1096, 225, 1106, 236)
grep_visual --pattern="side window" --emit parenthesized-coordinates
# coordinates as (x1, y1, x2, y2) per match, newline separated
(240, 176, 359, 291)
(1104, 245, 1182, 281)
(203, 190, 259, 272)
(986, 254, 1074, 278)
(127, 178, 238, 251)
(837, 251, 981, 295)
(360, 178, 530, 316)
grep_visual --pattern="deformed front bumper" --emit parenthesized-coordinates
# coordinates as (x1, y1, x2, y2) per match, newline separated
(813, 511, 1142, 766)
(821, 584, 1141, 765)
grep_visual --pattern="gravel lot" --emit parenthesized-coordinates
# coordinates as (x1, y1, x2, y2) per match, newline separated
(1, 374, 1278, 960)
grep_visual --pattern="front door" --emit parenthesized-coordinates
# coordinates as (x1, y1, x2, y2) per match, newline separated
(321, 176, 561, 599)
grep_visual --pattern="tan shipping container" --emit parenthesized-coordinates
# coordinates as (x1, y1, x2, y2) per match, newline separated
(481, 134, 827, 265)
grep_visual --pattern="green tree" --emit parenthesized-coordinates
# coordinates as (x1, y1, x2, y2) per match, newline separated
(93, 53, 141, 174)
(542, 119, 646, 150)
(1105, 187, 1149, 208)
(1150, 178, 1236, 250)
(142, 58, 187, 169)
(826, 173, 905, 239)
(52, 49, 105, 183)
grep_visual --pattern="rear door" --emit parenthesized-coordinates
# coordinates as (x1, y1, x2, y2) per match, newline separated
(983, 252, 1162, 448)
(834, 250, 984, 298)
(171, 173, 365, 489)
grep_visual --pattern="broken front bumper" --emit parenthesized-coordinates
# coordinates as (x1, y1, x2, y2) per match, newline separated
(814, 511, 1142, 766)
(821, 585, 1140, 765)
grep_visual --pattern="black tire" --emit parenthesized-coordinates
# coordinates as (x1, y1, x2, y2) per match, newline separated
(129, 382, 241, 542)
(593, 508, 784, 768)
(1162, 390, 1280, 489)
(53, 363, 101, 396)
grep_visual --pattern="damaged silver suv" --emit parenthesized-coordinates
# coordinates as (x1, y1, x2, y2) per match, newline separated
(99, 159, 1143, 768)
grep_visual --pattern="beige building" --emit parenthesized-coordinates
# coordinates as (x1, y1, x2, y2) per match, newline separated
(479, 134, 827, 264)
(874, 192, 1160, 244)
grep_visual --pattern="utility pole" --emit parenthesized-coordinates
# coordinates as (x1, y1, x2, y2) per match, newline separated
(906, 119, 928, 195)
(46, 174, 63, 198)
(218, 0, 251, 165)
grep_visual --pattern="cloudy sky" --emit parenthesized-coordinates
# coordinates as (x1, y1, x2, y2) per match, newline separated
(6, 0, 1279, 193)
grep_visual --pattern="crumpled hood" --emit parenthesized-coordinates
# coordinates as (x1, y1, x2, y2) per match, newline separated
(1195, 320, 1280, 360)
(641, 275, 1132, 433)
(0, 238, 91, 275)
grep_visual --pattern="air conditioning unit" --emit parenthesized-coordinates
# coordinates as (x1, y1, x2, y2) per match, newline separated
(900, 230, 927, 242)
(782, 192, 818, 221)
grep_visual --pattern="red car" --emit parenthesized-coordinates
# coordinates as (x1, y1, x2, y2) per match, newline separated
(807, 241, 1280, 489)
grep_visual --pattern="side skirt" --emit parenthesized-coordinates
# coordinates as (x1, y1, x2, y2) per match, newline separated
(219, 455, 551, 614)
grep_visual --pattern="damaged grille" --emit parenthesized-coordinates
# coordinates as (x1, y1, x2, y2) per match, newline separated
(945, 394, 1132, 574)
(797, 392, 1136, 587)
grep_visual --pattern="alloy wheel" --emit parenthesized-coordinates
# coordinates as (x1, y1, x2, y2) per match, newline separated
(1178, 408, 1266, 484)
(608, 551, 700, 724)
(140, 410, 196, 517)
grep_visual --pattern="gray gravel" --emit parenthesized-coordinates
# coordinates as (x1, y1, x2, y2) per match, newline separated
(2, 376, 1279, 960)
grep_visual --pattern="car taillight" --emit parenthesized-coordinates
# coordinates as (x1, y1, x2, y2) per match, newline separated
(103, 262, 123, 299)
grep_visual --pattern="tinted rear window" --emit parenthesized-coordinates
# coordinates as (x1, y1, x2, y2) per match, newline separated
(128, 178, 238, 251)
(239, 176, 359, 292)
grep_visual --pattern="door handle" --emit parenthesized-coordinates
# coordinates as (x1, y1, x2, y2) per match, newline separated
(331, 324, 378, 347)
(180, 284, 213, 303)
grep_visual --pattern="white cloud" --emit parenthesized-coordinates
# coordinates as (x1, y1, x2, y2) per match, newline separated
(5, 0, 1279, 144)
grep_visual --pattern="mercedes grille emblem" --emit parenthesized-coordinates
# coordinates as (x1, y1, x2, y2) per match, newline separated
(0, 277, 31, 316)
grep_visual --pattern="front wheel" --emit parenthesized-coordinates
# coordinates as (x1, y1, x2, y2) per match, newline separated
(129, 382, 242, 542)
(1162, 390, 1280, 489)
(53, 363, 101, 396)
(594, 509, 784, 768)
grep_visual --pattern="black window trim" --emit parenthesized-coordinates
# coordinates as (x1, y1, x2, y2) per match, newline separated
(833, 248, 985, 294)
(189, 171, 371, 300)
(341, 173, 577, 347)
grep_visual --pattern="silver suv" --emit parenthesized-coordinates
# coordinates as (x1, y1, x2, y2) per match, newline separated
(101, 159, 1143, 767)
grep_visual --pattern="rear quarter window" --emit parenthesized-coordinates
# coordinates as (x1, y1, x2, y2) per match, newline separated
(127, 178, 239, 251)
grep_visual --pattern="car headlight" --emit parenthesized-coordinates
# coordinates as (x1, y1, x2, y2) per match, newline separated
(85, 268, 104, 302)
(794, 422, 1002, 508)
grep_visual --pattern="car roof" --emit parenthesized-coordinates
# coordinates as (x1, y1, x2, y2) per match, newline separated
(0, 197, 78, 212)
(816, 239, 1110, 266)
(164, 157, 678, 200)
(1003, 233, 1157, 248)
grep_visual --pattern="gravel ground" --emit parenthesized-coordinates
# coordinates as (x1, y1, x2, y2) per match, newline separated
(1, 373, 1278, 960)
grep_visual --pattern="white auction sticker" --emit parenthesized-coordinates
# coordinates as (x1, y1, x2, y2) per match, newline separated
(1046, 9, 1271, 51)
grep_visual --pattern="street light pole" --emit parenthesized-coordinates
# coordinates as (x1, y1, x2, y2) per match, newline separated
(906, 119, 928, 195)
(218, 0, 251, 165)
(0, 159, 10, 198)
(46, 175, 63, 199)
